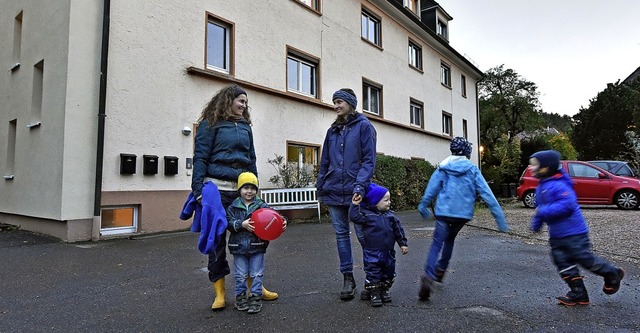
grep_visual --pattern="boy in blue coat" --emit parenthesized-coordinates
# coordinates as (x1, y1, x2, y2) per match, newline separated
(349, 183, 408, 307)
(226, 172, 286, 313)
(529, 150, 624, 306)
(417, 137, 509, 301)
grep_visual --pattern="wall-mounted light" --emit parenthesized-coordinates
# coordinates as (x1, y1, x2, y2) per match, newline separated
(182, 126, 192, 136)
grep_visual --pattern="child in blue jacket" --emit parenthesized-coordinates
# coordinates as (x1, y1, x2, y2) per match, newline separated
(417, 137, 508, 301)
(529, 150, 624, 306)
(226, 172, 286, 314)
(349, 183, 408, 307)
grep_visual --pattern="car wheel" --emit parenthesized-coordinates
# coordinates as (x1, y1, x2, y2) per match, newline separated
(522, 191, 536, 208)
(615, 190, 639, 210)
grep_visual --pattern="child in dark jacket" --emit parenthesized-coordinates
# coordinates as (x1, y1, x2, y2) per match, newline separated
(227, 172, 286, 314)
(349, 183, 408, 307)
(529, 150, 624, 306)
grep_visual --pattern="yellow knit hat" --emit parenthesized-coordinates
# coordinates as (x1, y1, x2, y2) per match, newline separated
(237, 172, 258, 190)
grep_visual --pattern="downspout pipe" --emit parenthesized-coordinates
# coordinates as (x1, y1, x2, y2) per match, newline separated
(93, 0, 110, 241)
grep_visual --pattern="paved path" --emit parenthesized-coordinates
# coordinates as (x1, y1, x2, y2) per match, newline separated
(1, 210, 638, 332)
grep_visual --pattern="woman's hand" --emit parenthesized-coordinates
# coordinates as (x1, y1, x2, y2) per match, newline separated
(352, 193, 362, 205)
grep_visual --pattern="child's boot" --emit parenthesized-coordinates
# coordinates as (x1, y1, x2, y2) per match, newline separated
(434, 268, 446, 283)
(360, 289, 370, 301)
(211, 277, 226, 311)
(340, 273, 356, 300)
(247, 293, 262, 314)
(603, 268, 624, 295)
(381, 280, 393, 303)
(557, 276, 589, 306)
(248, 277, 279, 301)
(369, 287, 383, 307)
(234, 292, 248, 311)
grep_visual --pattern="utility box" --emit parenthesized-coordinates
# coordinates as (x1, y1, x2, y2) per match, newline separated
(120, 153, 137, 175)
(143, 155, 158, 175)
(164, 156, 179, 175)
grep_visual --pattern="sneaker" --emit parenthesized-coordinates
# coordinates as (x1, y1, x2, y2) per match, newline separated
(369, 289, 383, 307)
(381, 289, 392, 303)
(418, 275, 432, 301)
(434, 268, 446, 283)
(247, 293, 262, 314)
(234, 293, 248, 311)
(603, 268, 625, 295)
(360, 289, 370, 301)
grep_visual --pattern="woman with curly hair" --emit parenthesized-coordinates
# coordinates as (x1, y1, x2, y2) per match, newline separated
(191, 84, 278, 310)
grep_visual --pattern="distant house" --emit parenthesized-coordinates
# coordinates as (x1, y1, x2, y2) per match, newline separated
(1, 0, 483, 241)
(516, 127, 561, 141)
(623, 66, 640, 85)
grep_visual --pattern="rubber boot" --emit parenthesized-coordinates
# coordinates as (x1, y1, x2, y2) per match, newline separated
(340, 273, 356, 300)
(248, 277, 279, 301)
(369, 288, 383, 307)
(211, 277, 226, 311)
(557, 276, 589, 306)
(603, 268, 624, 295)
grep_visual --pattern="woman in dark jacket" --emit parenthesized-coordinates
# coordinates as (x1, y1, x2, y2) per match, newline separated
(191, 84, 277, 311)
(316, 88, 377, 300)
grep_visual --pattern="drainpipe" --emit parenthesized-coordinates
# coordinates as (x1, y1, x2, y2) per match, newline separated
(475, 80, 482, 171)
(93, 0, 110, 241)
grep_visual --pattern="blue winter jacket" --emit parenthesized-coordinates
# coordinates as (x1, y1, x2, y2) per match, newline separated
(349, 204, 408, 251)
(226, 197, 270, 255)
(191, 119, 257, 199)
(317, 113, 377, 206)
(530, 170, 589, 239)
(418, 156, 508, 232)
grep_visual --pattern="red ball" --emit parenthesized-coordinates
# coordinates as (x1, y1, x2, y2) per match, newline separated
(251, 208, 285, 241)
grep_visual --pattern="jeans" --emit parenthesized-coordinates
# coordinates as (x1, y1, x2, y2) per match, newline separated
(550, 233, 617, 278)
(424, 219, 465, 279)
(232, 253, 264, 297)
(328, 205, 363, 274)
(207, 190, 238, 282)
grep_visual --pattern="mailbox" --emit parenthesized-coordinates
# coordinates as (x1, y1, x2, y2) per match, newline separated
(164, 156, 179, 175)
(120, 153, 137, 175)
(143, 155, 158, 175)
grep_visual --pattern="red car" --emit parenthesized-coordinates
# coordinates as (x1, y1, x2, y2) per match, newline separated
(516, 160, 640, 210)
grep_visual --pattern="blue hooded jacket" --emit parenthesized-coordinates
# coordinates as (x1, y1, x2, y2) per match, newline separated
(348, 204, 408, 251)
(191, 118, 257, 199)
(316, 113, 377, 206)
(530, 169, 589, 238)
(418, 156, 508, 231)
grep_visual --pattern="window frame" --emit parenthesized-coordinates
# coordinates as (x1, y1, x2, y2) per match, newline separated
(408, 39, 423, 71)
(461, 74, 467, 97)
(409, 98, 424, 129)
(442, 111, 452, 136)
(205, 13, 234, 75)
(292, 0, 321, 14)
(286, 47, 320, 98)
(362, 79, 383, 116)
(361, 8, 382, 48)
(462, 119, 468, 139)
(437, 19, 448, 40)
(403, 0, 419, 14)
(100, 205, 139, 236)
(440, 62, 451, 88)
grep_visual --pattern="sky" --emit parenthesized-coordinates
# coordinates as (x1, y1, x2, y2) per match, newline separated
(440, 0, 640, 116)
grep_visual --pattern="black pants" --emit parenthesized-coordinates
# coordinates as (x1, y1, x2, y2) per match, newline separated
(207, 190, 238, 282)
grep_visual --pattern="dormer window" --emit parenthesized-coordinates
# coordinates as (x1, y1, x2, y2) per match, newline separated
(403, 0, 419, 14)
(437, 19, 448, 40)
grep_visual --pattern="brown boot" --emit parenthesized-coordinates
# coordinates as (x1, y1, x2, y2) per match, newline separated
(211, 277, 226, 311)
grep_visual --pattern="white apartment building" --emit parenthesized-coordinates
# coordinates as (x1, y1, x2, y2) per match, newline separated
(0, 0, 483, 241)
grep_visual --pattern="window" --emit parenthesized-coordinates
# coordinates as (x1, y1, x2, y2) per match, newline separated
(296, 0, 320, 12)
(287, 142, 319, 187)
(442, 112, 452, 136)
(361, 9, 381, 47)
(568, 163, 601, 178)
(437, 19, 448, 40)
(363, 81, 382, 116)
(410, 100, 424, 128)
(461, 74, 467, 97)
(101, 206, 139, 235)
(440, 62, 451, 87)
(13, 11, 22, 65)
(29, 60, 44, 128)
(403, 0, 418, 13)
(462, 119, 468, 139)
(206, 15, 233, 73)
(287, 48, 319, 97)
(408, 41, 422, 70)
(5, 119, 17, 178)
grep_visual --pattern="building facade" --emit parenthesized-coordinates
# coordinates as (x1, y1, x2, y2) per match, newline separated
(0, 0, 483, 241)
